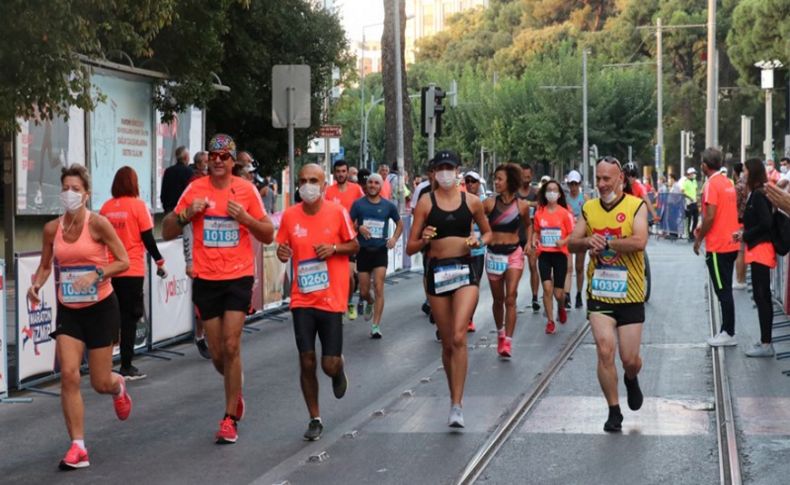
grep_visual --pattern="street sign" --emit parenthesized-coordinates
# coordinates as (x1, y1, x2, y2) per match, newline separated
(318, 125, 342, 138)
(307, 138, 340, 154)
(272, 65, 311, 128)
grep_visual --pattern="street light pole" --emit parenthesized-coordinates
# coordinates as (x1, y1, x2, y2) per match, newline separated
(393, 0, 406, 212)
(656, 17, 663, 175)
(582, 49, 589, 188)
(755, 60, 783, 161)
(705, 0, 717, 148)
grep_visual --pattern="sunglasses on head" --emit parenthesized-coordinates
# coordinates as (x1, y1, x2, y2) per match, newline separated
(597, 156, 622, 169)
(208, 151, 234, 162)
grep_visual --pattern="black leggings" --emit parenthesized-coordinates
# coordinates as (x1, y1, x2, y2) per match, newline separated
(705, 251, 737, 336)
(111, 277, 144, 368)
(750, 262, 774, 344)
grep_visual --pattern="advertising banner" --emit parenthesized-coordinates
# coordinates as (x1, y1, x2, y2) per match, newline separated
(16, 254, 58, 383)
(155, 107, 204, 212)
(1, 261, 7, 397)
(251, 238, 264, 312)
(386, 220, 404, 275)
(150, 239, 193, 345)
(90, 71, 153, 210)
(262, 243, 289, 309)
(16, 107, 86, 215)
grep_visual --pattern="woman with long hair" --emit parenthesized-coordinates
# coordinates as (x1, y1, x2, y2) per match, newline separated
(482, 163, 531, 358)
(27, 165, 132, 469)
(734, 158, 776, 357)
(100, 166, 168, 379)
(407, 150, 491, 428)
(528, 179, 575, 334)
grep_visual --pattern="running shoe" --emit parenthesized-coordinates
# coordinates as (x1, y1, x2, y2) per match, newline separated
(119, 365, 147, 381)
(545, 320, 556, 335)
(357, 301, 365, 318)
(531, 299, 541, 313)
(370, 324, 382, 339)
(59, 443, 89, 470)
(429, 312, 436, 324)
(745, 343, 775, 358)
(421, 301, 431, 316)
(448, 405, 465, 428)
(364, 300, 374, 321)
(623, 374, 644, 411)
(564, 294, 571, 309)
(575, 293, 583, 309)
(113, 376, 132, 421)
(195, 337, 211, 360)
(304, 418, 323, 441)
(346, 303, 358, 320)
(435, 329, 441, 341)
(732, 281, 747, 290)
(496, 331, 506, 355)
(603, 411, 623, 432)
(707, 331, 737, 347)
(558, 307, 568, 324)
(236, 393, 245, 421)
(467, 321, 476, 332)
(499, 338, 512, 359)
(215, 416, 238, 444)
(332, 368, 348, 399)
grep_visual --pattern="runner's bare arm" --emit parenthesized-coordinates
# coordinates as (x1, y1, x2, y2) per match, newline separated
(406, 195, 432, 255)
(469, 196, 492, 247)
(27, 220, 58, 305)
(607, 204, 648, 254)
(92, 214, 130, 277)
(387, 219, 404, 249)
(567, 214, 595, 253)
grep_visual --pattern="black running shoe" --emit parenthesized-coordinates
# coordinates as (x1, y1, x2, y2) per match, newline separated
(421, 301, 431, 316)
(304, 418, 323, 441)
(119, 365, 147, 381)
(564, 294, 571, 309)
(195, 337, 211, 360)
(531, 300, 541, 313)
(332, 369, 348, 399)
(575, 293, 583, 309)
(603, 411, 623, 432)
(429, 312, 436, 324)
(624, 374, 644, 411)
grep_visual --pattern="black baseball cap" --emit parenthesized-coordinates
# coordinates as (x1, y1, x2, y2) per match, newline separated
(430, 150, 461, 168)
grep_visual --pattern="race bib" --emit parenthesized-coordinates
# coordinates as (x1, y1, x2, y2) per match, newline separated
(297, 258, 330, 294)
(529, 206, 535, 218)
(363, 219, 386, 239)
(203, 216, 240, 248)
(60, 265, 99, 303)
(591, 266, 628, 299)
(485, 251, 508, 276)
(433, 263, 470, 294)
(540, 227, 562, 247)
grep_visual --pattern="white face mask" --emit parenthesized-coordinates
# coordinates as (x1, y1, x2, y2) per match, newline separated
(435, 170, 456, 188)
(299, 183, 322, 203)
(601, 190, 617, 204)
(546, 191, 560, 203)
(60, 189, 84, 213)
(781, 165, 788, 174)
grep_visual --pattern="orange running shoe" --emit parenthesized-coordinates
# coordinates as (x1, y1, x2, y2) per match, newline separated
(59, 443, 89, 470)
(113, 375, 132, 421)
(216, 416, 238, 444)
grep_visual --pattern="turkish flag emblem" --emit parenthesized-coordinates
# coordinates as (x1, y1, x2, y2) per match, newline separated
(616, 212, 626, 223)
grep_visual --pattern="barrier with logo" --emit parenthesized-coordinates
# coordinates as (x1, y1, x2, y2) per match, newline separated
(0, 261, 8, 397)
(656, 193, 685, 237)
(15, 253, 58, 389)
(149, 239, 193, 347)
(772, 254, 788, 313)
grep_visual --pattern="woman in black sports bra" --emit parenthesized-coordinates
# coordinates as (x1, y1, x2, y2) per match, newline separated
(482, 163, 531, 359)
(407, 150, 491, 429)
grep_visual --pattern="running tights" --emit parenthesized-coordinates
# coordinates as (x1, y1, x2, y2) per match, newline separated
(750, 262, 774, 344)
(705, 251, 737, 336)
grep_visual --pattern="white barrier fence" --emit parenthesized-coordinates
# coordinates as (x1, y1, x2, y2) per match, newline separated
(15, 254, 58, 386)
(149, 239, 193, 347)
(1, 261, 8, 398)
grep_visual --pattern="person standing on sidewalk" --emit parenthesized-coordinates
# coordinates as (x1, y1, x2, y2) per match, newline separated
(568, 156, 649, 433)
(693, 148, 741, 347)
(564, 170, 588, 309)
(276, 163, 358, 441)
(734, 159, 777, 357)
(163, 134, 274, 444)
(682, 168, 699, 240)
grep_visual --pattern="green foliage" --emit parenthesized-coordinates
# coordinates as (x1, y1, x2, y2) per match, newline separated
(727, 0, 790, 82)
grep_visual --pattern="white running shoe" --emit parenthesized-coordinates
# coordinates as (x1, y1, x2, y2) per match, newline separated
(707, 331, 737, 347)
(732, 282, 747, 290)
(745, 343, 774, 358)
(448, 405, 465, 428)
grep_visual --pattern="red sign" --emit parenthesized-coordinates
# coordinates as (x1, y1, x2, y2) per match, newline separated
(317, 125, 342, 138)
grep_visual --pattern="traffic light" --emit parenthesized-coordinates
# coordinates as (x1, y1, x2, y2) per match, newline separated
(685, 131, 695, 158)
(420, 85, 435, 137)
(433, 87, 446, 137)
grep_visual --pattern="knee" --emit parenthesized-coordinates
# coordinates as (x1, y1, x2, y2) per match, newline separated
(622, 355, 641, 372)
(300, 353, 318, 374)
(321, 358, 341, 376)
(504, 294, 517, 308)
(597, 344, 616, 365)
(60, 368, 81, 391)
(450, 331, 466, 351)
(222, 337, 240, 358)
(90, 374, 117, 394)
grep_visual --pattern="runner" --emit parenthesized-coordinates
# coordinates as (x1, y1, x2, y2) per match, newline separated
(567, 156, 649, 432)
(623, 162, 661, 225)
(482, 164, 530, 357)
(406, 150, 492, 427)
(564, 170, 588, 308)
(325, 160, 365, 320)
(100, 166, 168, 380)
(276, 163, 358, 441)
(528, 179, 575, 335)
(693, 148, 740, 347)
(350, 173, 403, 338)
(183, 160, 211, 359)
(27, 165, 133, 469)
(163, 134, 274, 444)
(517, 163, 541, 312)
(464, 171, 486, 332)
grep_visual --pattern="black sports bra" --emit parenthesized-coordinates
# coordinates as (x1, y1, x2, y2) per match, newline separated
(425, 192, 474, 239)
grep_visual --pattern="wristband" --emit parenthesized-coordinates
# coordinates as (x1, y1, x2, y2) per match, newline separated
(177, 210, 190, 227)
(95, 267, 105, 282)
(332, 244, 338, 254)
(155, 259, 165, 267)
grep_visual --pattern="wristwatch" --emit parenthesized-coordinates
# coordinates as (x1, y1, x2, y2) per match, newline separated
(94, 267, 105, 282)
(332, 244, 338, 254)
(604, 240, 610, 251)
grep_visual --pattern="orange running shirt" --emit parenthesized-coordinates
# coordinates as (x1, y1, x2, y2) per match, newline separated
(745, 241, 776, 268)
(325, 182, 364, 212)
(174, 176, 267, 280)
(701, 172, 740, 253)
(534, 205, 575, 255)
(100, 197, 154, 277)
(380, 179, 392, 200)
(276, 201, 356, 313)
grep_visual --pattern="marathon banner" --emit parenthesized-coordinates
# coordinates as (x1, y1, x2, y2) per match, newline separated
(263, 213, 288, 309)
(150, 239, 193, 345)
(89, 69, 154, 211)
(15, 107, 86, 215)
(386, 219, 405, 275)
(155, 107, 204, 213)
(15, 254, 58, 384)
(251, 238, 264, 312)
(0, 261, 8, 397)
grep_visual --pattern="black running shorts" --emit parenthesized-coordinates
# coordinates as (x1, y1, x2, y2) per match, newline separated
(356, 246, 389, 273)
(50, 293, 121, 349)
(192, 276, 254, 321)
(538, 251, 568, 286)
(587, 299, 645, 327)
(292, 307, 343, 356)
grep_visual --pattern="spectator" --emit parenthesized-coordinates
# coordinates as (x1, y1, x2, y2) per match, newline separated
(733, 162, 748, 290)
(349, 166, 359, 184)
(778, 157, 790, 190)
(260, 178, 276, 214)
(190, 151, 208, 177)
(682, 167, 699, 241)
(766, 159, 781, 185)
(160, 146, 193, 213)
(378, 164, 392, 200)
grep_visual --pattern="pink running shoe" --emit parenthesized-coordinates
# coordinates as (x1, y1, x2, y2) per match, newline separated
(113, 375, 132, 421)
(59, 443, 89, 470)
(499, 338, 512, 358)
(558, 307, 567, 324)
(236, 393, 245, 421)
(497, 332, 506, 355)
(215, 416, 238, 444)
(545, 320, 556, 335)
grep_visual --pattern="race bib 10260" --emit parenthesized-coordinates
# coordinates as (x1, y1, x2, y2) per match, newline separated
(297, 258, 330, 294)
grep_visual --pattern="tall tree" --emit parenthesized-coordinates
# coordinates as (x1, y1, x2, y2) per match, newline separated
(382, 0, 414, 174)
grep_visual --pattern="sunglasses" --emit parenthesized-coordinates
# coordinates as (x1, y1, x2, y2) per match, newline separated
(597, 156, 622, 170)
(464, 178, 479, 184)
(208, 151, 234, 162)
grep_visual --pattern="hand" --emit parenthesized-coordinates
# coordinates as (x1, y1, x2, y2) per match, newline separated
(227, 200, 250, 225)
(465, 235, 480, 248)
(27, 285, 41, 306)
(314, 243, 336, 260)
(586, 234, 607, 251)
(693, 239, 701, 256)
(188, 198, 209, 219)
(276, 243, 293, 262)
(185, 264, 195, 279)
(386, 237, 397, 249)
(73, 272, 98, 292)
(525, 244, 535, 257)
(732, 230, 742, 243)
(693, 227, 701, 239)
(421, 225, 437, 241)
(652, 214, 661, 224)
(359, 226, 371, 239)
(556, 238, 568, 248)
(156, 265, 168, 279)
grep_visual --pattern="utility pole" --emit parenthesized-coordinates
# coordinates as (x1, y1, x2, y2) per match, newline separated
(705, 0, 717, 148)
(740, 115, 751, 163)
(393, 0, 406, 212)
(655, 17, 663, 175)
(582, 49, 589, 188)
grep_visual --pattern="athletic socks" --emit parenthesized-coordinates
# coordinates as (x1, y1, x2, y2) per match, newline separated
(604, 405, 623, 432)
(497, 328, 506, 338)
(224, 413, 239, 423)
(624, 374, 644, 411)
(72, 439, 86, 451)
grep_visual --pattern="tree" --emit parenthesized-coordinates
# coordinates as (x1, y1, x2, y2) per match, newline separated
(727, 0, 790, 82)
(381, 0, 415, 173)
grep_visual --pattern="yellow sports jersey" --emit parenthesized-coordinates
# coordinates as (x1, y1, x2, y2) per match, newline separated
(582, 194, 646, 304)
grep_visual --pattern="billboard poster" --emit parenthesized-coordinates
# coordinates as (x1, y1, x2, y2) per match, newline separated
(16, 255, 58, 383)
(0, 261, 7, 396)
(16, 107, 86, 215)
(150, 239, 193, 345)
(90, 71, 153, 210)
(155, 107, 204, 212)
